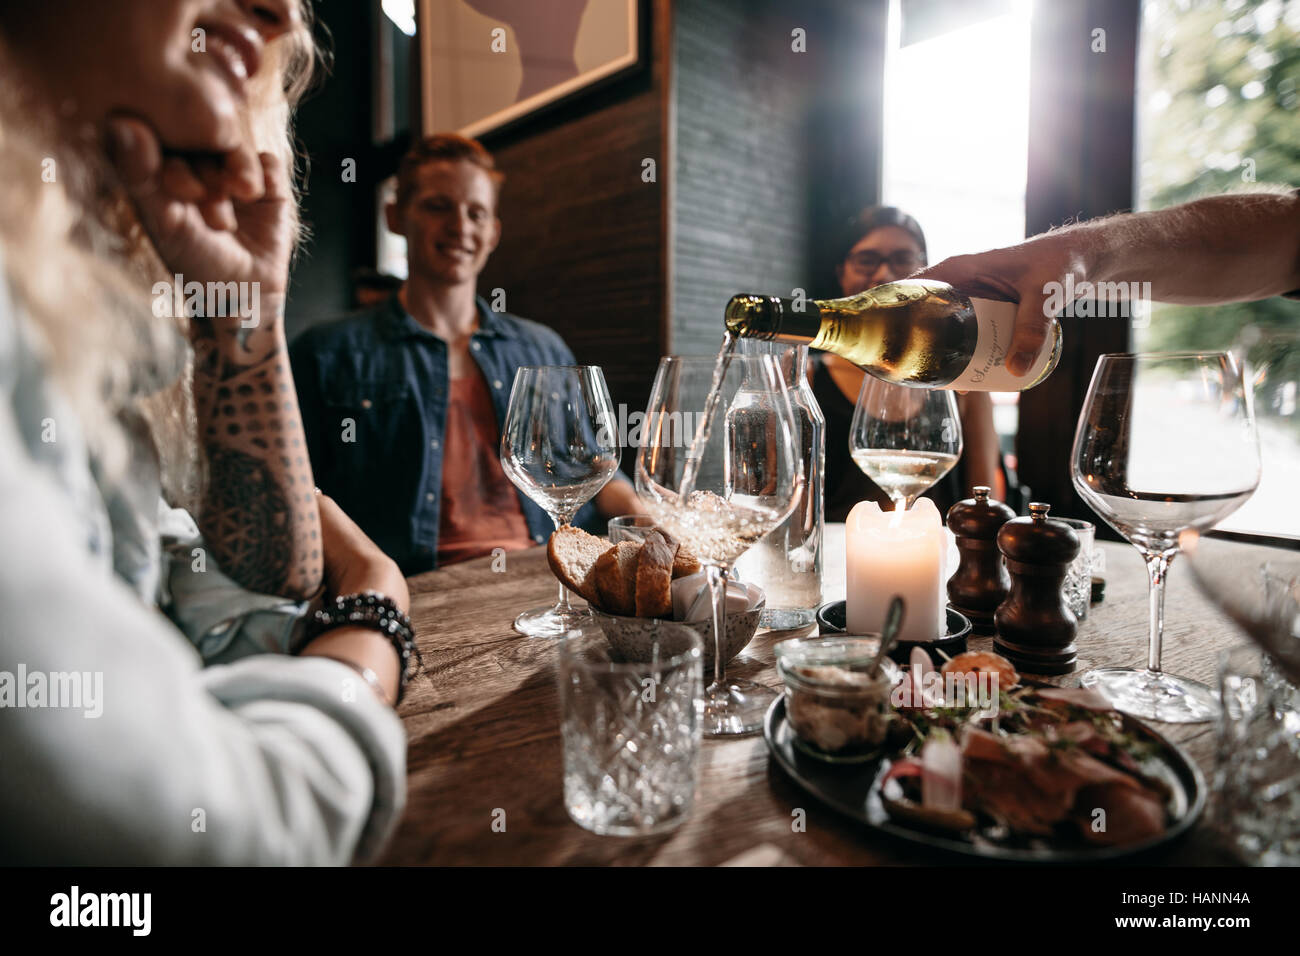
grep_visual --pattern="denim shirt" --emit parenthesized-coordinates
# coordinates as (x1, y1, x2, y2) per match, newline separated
(290, 295, 603, 574)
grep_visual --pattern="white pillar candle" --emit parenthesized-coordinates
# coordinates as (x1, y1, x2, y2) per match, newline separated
(845, 497, 945, 643)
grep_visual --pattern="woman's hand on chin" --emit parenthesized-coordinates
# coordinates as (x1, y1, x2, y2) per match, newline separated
(106, 113, 293, 311)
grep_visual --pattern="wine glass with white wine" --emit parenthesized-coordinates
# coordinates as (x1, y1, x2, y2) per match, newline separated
(849, 375, 963, 510)
(636, 354, 802, 736)
(501, 365, 620, 638)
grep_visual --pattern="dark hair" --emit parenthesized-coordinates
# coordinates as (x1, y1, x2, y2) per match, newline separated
(350, 268, 403, 293)
(834, 205, 928, 268)
(395, 133, 504, 209)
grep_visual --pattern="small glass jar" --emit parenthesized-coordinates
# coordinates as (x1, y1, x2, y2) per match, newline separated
(775, 636, 900, 763)
(607, 514, 658, 544)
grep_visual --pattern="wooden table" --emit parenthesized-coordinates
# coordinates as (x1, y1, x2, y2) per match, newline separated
(379, 528, 1253, 865)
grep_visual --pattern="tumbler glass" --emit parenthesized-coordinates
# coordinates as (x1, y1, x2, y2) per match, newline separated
(558, 626, 704, 836)
(1213, 643, 1300, 865)
(1057, 518, 1095, 621)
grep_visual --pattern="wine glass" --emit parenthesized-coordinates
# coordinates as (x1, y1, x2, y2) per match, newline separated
(849, 375, 963, 510)
(1071, 352, 1261, 722)
(635, 354, 802, 736)
(501, 365, 620, 638)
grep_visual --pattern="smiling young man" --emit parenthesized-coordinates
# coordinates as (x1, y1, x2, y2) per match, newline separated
(290, 134, 639, 573)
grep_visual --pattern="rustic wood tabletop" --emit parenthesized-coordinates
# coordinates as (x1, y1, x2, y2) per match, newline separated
(379, 526, 1252, 865)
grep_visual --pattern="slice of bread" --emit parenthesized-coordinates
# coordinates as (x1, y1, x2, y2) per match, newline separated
(635, 530, 677, 618)
(593, 541, 641, 616)
(546, 526, 606, 605)
(672, 546, 702, 579)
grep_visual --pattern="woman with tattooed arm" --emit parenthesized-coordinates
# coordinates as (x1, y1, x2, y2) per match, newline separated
(0, 0, 408, 864)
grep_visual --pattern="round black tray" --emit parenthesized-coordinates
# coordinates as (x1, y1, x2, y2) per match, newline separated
(764, 696, 1206, 863)
(815, 600, 972, 665)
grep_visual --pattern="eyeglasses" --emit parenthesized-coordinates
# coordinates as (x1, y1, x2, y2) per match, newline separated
(845, 250, 924, 273)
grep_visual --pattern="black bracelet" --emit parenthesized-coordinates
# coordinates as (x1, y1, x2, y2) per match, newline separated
(305, 591, 419, 702)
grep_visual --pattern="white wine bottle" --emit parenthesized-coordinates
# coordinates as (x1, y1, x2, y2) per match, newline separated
(724, 279, 1061, 391)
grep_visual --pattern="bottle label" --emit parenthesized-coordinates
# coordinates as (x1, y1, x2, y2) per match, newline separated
(944, 298, 1055, 391)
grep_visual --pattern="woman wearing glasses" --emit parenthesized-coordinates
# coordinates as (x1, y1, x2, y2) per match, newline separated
(813, 206, 1007, 522)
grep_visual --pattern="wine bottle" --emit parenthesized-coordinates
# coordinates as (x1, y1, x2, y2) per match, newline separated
(724, 279, 1061, 391)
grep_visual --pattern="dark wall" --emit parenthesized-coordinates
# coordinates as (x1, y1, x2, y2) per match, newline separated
(807, 0, 888, 291)
(671, 0, 888, 356)
(671, 0, 815, 355)
(476, 0, 673, 431)
(286, 0, 382, 342)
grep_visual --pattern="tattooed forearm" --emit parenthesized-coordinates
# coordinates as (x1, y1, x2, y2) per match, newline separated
(203, 446, 295, 593)
(190, 311, 323, 599)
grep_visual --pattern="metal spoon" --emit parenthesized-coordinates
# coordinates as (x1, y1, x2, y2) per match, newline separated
(868, 596, 905, 677)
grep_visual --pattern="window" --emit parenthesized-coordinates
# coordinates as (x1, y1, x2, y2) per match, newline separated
(1136, 0, 1300, 536)
(881, 0, 1035, 470)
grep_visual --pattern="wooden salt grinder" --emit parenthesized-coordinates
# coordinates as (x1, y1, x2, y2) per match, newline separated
(994, 502, 1080, 675)
(946, 486, 1016, 634)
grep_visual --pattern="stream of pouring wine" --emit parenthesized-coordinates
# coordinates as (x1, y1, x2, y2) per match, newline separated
(678, 332, 737, 502)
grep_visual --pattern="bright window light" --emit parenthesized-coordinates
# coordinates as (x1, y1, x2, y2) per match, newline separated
(881, 0, 1033, 264)
(383, 0, 417, 37)
(881, 0, 1035, 461)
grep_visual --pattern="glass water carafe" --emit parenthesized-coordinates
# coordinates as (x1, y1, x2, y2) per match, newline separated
(733, 339, 825, 628)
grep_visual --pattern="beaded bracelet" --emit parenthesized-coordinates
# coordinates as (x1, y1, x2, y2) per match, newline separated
(305, 591, 418, 702)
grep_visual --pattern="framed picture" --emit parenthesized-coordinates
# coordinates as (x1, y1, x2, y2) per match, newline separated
(418, 0, 643, 138)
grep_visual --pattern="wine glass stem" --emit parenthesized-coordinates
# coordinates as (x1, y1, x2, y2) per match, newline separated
(551, 512, 576, 610)
(1143, 548, 1176, 674)
(706, 564, 728, 687)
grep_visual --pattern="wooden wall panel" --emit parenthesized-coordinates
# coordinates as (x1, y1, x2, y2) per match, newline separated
(475, 0, 673, 456)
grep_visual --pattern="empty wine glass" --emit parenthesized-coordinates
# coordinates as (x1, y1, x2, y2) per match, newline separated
(849, 376, 962, 510)
(1071, 352, 1261, 722)
(636, 354, 802, 736)
(501, 365, 620, 638)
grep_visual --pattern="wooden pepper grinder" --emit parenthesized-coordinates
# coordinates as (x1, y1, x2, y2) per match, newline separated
(946, 486, 1016, 634)
(994, 502, 1080, 675)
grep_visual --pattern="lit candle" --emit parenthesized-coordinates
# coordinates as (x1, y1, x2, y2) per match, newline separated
(845, 497, 945, 643)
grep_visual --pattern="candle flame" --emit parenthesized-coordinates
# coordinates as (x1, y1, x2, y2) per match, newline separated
(888, 499, 904, 530)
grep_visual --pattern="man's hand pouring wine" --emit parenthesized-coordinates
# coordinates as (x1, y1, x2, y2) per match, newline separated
(914, 189, 1300, 376)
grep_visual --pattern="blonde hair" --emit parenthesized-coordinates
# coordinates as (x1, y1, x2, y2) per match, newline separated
(0, 5, 320, 511)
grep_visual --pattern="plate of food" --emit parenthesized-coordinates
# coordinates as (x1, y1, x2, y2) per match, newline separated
(765, 646, 1206, 862)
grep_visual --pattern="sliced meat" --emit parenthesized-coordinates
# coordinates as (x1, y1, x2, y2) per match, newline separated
(963, 762, 1070, 835)
(1035, 687, 1115, 712)
(1073, 782, 1168, 845)
(1051, 721, 1112, 758)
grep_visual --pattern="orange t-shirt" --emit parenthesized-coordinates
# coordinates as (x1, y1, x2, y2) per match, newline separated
(437, 371, 535, 565)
